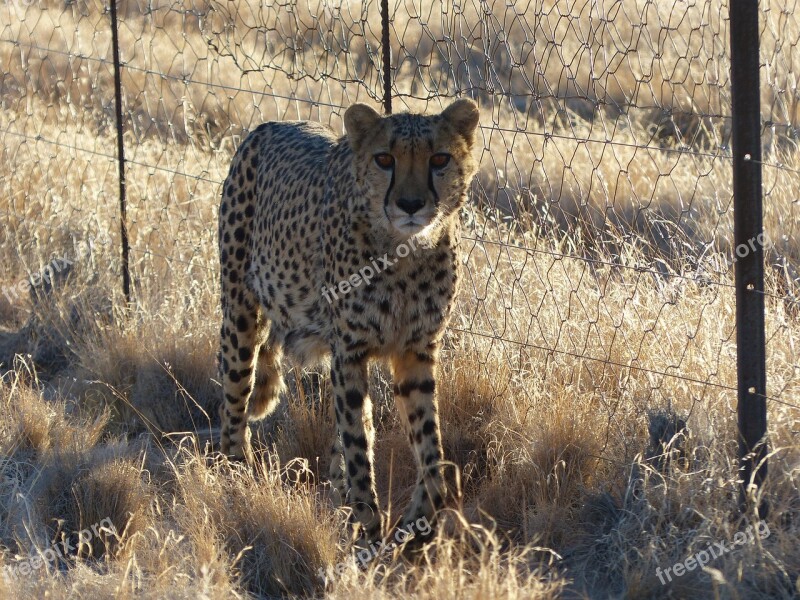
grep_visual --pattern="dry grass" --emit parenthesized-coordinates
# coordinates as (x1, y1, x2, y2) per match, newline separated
(0, 0, 799, 598)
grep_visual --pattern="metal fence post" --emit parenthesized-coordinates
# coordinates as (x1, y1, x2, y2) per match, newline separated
(109, 0, 132, 304)
(729, 0, 768, 516)
(380, 0, 391, 115)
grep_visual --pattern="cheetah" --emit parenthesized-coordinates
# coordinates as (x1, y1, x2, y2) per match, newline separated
(218, 99, 480, 542)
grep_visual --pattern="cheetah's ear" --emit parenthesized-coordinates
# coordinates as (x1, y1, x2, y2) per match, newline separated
(344, 103, 382, 152)
(442, 98, 480, 147)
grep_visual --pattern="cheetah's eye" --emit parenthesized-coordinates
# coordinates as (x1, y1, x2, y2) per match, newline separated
(429, 153, 451, 169)
(374, 153, 395, 169)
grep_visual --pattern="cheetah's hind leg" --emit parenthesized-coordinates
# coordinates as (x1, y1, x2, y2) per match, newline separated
(220, 302, 283, 465)
(248, 328, 285, 421)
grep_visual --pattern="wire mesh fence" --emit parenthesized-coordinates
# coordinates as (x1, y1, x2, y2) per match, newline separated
(1, 0, 798, 475)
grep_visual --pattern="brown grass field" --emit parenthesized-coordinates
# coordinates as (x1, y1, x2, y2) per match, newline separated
(0, 0, 798, 598)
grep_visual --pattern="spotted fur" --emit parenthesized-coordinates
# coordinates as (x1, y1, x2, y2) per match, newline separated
(218, 99, 480, 541)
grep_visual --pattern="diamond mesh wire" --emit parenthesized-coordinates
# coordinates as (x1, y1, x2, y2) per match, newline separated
(0, 1, 798, 456)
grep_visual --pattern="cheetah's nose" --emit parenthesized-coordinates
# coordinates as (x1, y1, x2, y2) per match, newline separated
(396, 197, 426, 215)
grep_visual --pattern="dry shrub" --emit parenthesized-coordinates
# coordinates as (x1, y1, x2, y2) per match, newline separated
(0, 366, 107, 460)
(173, 452, 340, 598)
(0, 1, 798, 598)
(269, 370, 336, 484)
(327, 518, 565, 600)
(70, 302, 219, 438)
(0, 372, 151, 567)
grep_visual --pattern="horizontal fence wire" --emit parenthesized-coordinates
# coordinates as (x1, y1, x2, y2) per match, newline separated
(1, 119, 796, 285)
(0, 0, 798, 470)
(3, 204, 798, 415)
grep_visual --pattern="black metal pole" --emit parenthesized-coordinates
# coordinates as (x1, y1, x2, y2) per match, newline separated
(729, 0, 768, 516)
(109, 0, 131, 304)
(380, 0, 391, 115)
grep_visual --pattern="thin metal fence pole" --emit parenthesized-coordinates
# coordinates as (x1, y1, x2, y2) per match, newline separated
(729, 0, 768, 516)
(381, 0, 391, 115)
(109, 0, 131, 304)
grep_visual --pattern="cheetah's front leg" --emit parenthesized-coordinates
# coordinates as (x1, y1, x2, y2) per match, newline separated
(391, 350, 446, 534)
(331, 349, 383, 541)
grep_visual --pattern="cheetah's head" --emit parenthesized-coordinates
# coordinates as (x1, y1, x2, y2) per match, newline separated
(344, 99, 479, 243)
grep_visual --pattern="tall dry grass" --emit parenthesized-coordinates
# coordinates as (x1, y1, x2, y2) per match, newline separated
(0, 0, 798, 598)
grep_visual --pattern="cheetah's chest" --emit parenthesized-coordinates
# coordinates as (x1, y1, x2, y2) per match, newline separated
(333, 250, 458, 353)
